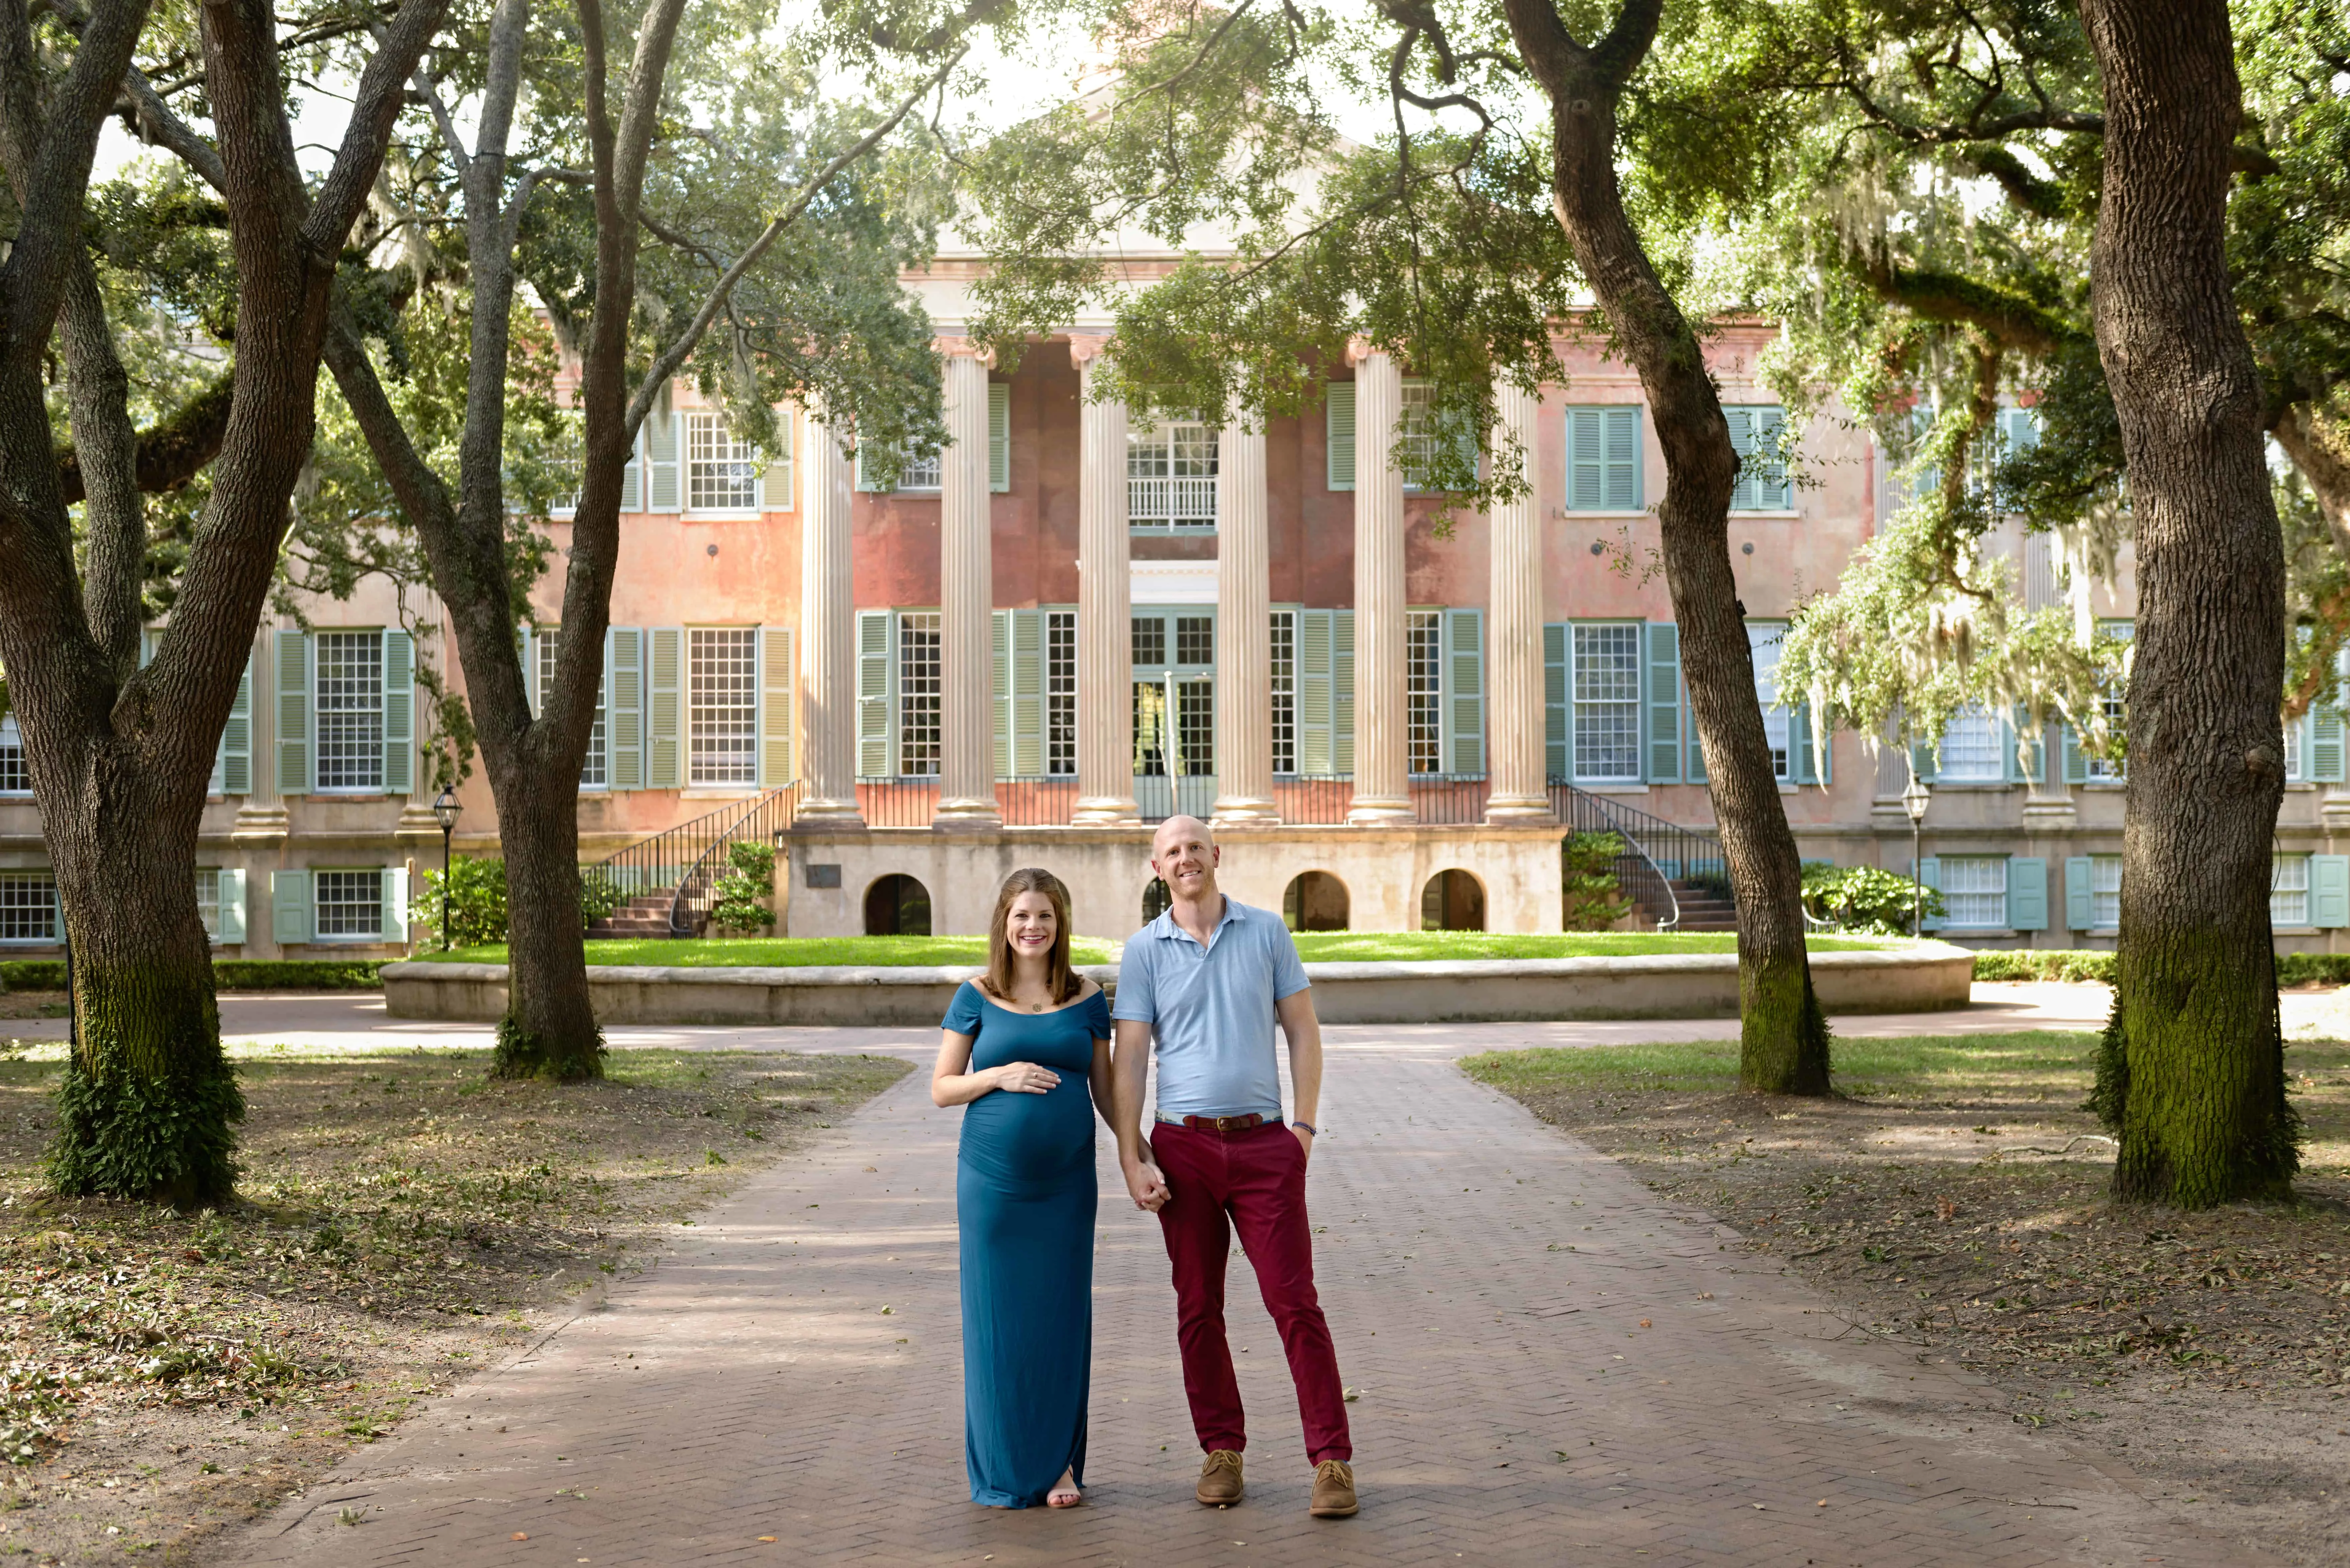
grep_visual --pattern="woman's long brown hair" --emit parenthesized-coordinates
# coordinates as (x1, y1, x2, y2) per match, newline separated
(981, 868, 1081, 1004)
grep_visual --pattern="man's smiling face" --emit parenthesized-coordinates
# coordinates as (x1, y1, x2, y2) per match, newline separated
(1151, 815, 1218, 900)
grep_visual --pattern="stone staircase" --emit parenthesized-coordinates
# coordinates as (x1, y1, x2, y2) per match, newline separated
(588, 891, 687, 940)
(1666, 879, 1739, 933)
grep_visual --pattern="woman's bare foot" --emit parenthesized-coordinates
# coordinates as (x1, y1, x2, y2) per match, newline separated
(1047, 1468, 1082, 1508)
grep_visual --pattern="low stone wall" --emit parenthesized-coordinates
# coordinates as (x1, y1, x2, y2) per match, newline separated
(381, 943, 1973, 1028)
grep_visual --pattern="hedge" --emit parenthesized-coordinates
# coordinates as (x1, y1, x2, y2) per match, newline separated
(0, 958, 387, 993)
(1970, 949, 2350, 987)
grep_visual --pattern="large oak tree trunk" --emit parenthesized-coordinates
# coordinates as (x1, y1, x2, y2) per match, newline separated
(1504, 0, 1830, 1092)
(2080, 0, 2299, 1204)
(487, 753, 601, 1077)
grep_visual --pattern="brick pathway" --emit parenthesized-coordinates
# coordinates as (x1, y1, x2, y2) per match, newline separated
(226, 1029, 2258, 1567)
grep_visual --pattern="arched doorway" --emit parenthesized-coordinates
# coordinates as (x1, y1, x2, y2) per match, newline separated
(1282, 871, 1350, 932)
(864, 873, 932, 936)
(1142, 878, 1173, 924)
(1421, 868, 1487, 932)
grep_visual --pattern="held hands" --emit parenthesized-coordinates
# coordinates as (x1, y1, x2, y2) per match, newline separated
(990, 1061, 1060, 1094)
(1122, 1146, 1172, 1212)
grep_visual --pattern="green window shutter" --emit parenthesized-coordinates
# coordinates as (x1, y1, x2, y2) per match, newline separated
(1790, 702, 1817, 785)
(1544, 623, 1569, 781)
(2315, 855, 2350, 929)
(215, 645, 253, 795)
(619, 424, 642, 512)
(1567, 408, 1603, 511)
(2005, 406, 2040, 456)
(1012, 609, 1045, 776)
(1726, 407, 1755, 513)
(1644, 621, 1680, 783)
(1605, 407, 1641, 509)
(608, 627, 644, 789)
(276, 629, 310, 796)
(1326, 383, 1356, 492)
(2314, 694, 2346, 783)
(1917, 857, 1942, 932)
(1757, 406, 1789, 508)
(1297, 609, 1334, 774)
(382, 866, 409, 947)
(647, 627, 682, 787)
(1443, 608, 1483, 775)
(988, 383, 1011, 493)
(760, 625, 794, 786)
(216, 868, 247, 944)
(992, 609, 1012, 778)
(381, 628, 414, 795)
(647, 406, 681, 512)
(1910, 733, 1938, 786)
(2061, 723, 2088, 784)
(2008, 857, 2048, 931)
(2003, 708, 2043, 784)
(1332, 609, 1356, 776)
(2064, 857, 2095, 931)
(763, 410, 794, 509)
(857, 611, 893, 777)
(855, 444, 881, 493)
(271, 869, 312, 946)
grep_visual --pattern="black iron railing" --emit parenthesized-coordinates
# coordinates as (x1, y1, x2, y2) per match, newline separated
(1410, 773, 1490, 824)
(1548, 779, 1727, 932)
(857, 777, 940, 826)
(1275, 775, 1355, 824)
(586, 783, 800, 937)
(666, 782, 802, 936)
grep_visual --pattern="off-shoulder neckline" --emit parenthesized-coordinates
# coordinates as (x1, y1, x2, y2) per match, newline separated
(965, 977, 1104, 1018)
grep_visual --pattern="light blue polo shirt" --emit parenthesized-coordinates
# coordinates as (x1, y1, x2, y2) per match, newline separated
(1113, 898, 1311, 1120)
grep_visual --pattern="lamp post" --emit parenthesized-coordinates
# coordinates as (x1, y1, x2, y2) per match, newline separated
(1901, 768, 1932, 936)
(430, 785, 461, 950)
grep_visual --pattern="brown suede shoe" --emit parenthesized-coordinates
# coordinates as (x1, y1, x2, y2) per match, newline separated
(1310, 1459, 1358, 1518)
(1195, 1449, 1244, 1506)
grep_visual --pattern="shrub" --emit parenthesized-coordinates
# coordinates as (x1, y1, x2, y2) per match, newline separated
(1802, 862, 1945, 935)
(407, 855, 508, 948)
(1971, 949, 2115, 983)
(709, 842, 777, 935)
(0, 960, 385, 992)
(1562, 832, 1634, 931)
(578, 867, 623, 928)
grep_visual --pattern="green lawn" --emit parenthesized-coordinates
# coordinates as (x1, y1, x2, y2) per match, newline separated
(1460, 1029, 2106, 1099)
(1285, 930, 1896, 962)
(436, 936, 1121, 968)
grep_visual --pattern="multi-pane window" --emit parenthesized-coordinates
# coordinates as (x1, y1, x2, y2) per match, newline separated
(1046, 611, 1077, 777)
(2273, 854, 2312, 928)
(895, 441, 943, 491)
(2091, 854, 2122, 930)
(1176, 616, 1213, 667)
(1941, 856, 2008, 928)
(1270, 611, 1297, 776)
(1132, 617, 1167, 670)
(1937, 704, 2006, 782)
(687, 628, 759, 786)
(1134, 681, 1169, 777)
(195, 868, 220, 941)
(535, 631, 608, 788)
(1177, 679, 1214, 775)
(897, 613, 942, 775)
(314, 631, 385, 792)
(1748, 623, 1790, 780)
(2083, 687, 2127, 781)
(551, 436, 583, 516)
(1128, 419, 1217, 528)
(1397, 382, 1467, 491)
(313, 869, 383, 941)
(0, 873, 57, 943)
(0, 714, 26, 794)
(686, 413, 760, 511)
(1572, 623, 1642, 782)
(1408, 610, 1443, 775)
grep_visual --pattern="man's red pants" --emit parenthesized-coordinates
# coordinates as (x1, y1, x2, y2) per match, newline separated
(1150, 1120, 1352, 1464)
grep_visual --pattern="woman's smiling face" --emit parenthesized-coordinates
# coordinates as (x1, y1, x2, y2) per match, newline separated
(1005, 890, 1058, 958)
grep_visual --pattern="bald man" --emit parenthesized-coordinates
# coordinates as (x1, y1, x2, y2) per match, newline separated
(1110, 815, 1357, 1520)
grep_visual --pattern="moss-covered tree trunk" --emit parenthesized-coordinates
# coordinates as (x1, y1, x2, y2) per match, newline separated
(1504, 0, 1830, 1093)
(2079, 0, 2299, 1204)
(487, 757, 602, 1079)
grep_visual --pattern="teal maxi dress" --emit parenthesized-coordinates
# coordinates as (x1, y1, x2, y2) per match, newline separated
(945, 981, 1112, 1508)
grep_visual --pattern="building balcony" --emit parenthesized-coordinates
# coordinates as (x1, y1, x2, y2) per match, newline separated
(846, 773, 1494, 827)
(1128, 475, 1217, 529)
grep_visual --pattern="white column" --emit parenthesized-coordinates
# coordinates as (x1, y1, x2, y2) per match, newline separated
(1070, 338, 1139, 823)
(1347, 342, 1413, 824)
(1485, 380, 1555, 823)
(1213, 406, 1277, 825)
(934, 343, 999, 826)
(797, 401, 861, 824)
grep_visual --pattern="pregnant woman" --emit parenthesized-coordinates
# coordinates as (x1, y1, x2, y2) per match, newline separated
(932, 868, 1113, 1509)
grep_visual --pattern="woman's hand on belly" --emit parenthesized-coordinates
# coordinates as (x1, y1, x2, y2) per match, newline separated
(986, 1061, 1060, 1095)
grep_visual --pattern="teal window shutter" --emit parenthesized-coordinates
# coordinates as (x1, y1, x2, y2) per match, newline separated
(763, 410, 794, 510)
(1727, 405, 1789, 511)
(216, 868, 246, 945)
(271, 869, 312, 945)
(2004, 406, 2040, 456)
(647, 404, 681, 511)
(381, 629, 414, 795)
(1791, 703, 1831, 785)
(1910, 732, 1937, 785)
(1606, 407, 1641, 509)
(382, 865, 409, 947)
(647, 627, 683, 787)
(2314, 855, 2350, 928)
(276, 629, 310, 796)
(1012, 609, 1045, 776)
(1726, 407, 1755, 513)
(2064, 857, 2094, 930)
(855, 443, 879, 493)
(1326, 383, 1356, 491)
(857, 610, 893, 777)
(608, 627, 644, 789)
(989, 383, 1011, 493)
(1567, 408, 1603, 510)
(620, 425, 642, 512)
(992, 609, 1012, 779)
(1544, 623, 1569, 781)
(215, 645, 253, 795)
(1444, 608, 1483, 775)
(1298, 609, 1334, 774)
(2313, 688, 2346, 784)
(1332, 610, 1356, 776)
(1918, 857, 1942, 932)
(2008, 857, 2048, 931)
(1645, 621, 1680, 783)
(2061, 723, 2089, 784)
(761, 625, 794, 786)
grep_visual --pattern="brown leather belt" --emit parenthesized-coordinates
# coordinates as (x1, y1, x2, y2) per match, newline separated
(1157, 1112, 1271, 1133)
